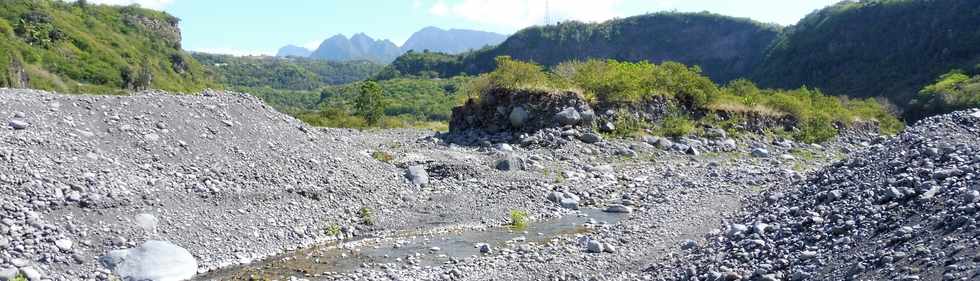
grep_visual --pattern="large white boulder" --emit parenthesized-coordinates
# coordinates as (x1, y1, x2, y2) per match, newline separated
(101, 240, 197, 281)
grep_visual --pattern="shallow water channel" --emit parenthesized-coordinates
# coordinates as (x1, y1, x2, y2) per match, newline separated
(199, 209, 627, 280)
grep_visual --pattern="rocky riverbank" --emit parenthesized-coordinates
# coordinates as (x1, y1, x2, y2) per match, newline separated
(0, 89, 959, 281)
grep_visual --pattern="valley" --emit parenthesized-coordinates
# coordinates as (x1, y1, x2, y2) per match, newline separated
(1, 0, 979, 281)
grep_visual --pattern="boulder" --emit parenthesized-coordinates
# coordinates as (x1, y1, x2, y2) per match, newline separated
(8, 120, 28, 130)
(600, 122, 616, 132)
(54, 239, 73, 251)
(546, 192, 563, 203)
(586, 240, 604, 253)
(686, 146, 700, 156)
(655, 138, 674, 149)
(100, 240, 198, 281)
(0, 267, 18, 281)
(19, 267, 41, 281)
(509, 106, 529, 128)
(494, 143, 514, 152)
(559, 198, 580, 210)
(580, 133, 603, 144)
(555, 107, 582, 126)
(580, 109, 596, 125)
(406, 165, 429, 186)
(604, 204, 634, 213)
(704, 128, 727, 139)
(496, 155, 525, 171)
(752, 148, 771, 158)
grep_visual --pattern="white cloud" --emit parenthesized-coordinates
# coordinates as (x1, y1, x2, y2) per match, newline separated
(81, 0, 175, 10)
(429, 0, 624, 29)
(429, 1, 450, 16)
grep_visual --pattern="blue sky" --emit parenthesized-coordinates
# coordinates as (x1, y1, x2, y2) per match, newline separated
(87, 0, 842, 56)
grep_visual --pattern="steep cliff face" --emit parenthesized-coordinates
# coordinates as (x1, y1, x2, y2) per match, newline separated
(0, 0, 212, 94)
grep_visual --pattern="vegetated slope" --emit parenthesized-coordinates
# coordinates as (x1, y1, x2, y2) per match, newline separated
(384, 12, 780, 82)
(401, 26, 507, 54)
(752, 0, 980, 115)
(651, 109, 980, 280)
(386, 0, 980, 122)
(0, 0, 212, 94)
(192, 52, 383, 90)
(448, 57, 902, 144)
(909, 69, 980, 120)
(294, 77, 470, 130)
(192, 51, 462, 130)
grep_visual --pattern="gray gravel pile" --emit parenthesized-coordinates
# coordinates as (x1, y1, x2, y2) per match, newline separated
(0, 89, 421, 280)
(649, 109, 980, 280)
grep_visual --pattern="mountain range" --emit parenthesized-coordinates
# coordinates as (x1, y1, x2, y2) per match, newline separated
(276, 27, 507, 63)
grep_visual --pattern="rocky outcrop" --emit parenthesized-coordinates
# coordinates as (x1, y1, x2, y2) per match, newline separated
(449, 88, 594, 134)
(122, 13, 182, 49)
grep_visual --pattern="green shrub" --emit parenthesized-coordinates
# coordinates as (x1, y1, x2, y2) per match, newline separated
(358, 207, 375, 226)
(354, 81, 385, 125)
(325, 224, 341, 237)
(910, 69, 980, 119)
(794, 114, 838, 143)
(509, 210, 529, 230)
(654, 115, 695, 138)
(608, 112, 649, 138)
(0, 19, 12, 36)
(486, 56, 554, 91)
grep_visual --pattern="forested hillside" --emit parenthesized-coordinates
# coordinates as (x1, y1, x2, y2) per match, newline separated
(381, 12, 780, 83)
(192, 53, 383, 90)
(384, 0, 980, 120)
(752, 0, 980, 113)
(0, 0, 212, 94)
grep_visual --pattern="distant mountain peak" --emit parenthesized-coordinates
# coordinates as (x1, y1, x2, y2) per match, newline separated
(283, 27, 507, 63)
(401, 27, 507, 54)
(276, 45, 312, 58)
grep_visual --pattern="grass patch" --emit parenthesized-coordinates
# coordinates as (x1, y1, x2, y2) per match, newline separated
(358, 207, 375, 226)
(371, 151, 394, 163)
(652, 115, 695, 138)
(606, 111, 650, 138)
(324, 224, 342, 237)
(509, 210, 529, 230)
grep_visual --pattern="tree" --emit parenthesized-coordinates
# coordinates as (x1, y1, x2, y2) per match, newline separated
(354, 81, 385, 125)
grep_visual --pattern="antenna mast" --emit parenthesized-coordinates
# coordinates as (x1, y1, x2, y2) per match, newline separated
(545, 0, 551, 25)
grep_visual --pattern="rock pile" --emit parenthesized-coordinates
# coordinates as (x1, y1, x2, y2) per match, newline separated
(0, 89, 414, 280)
(447, 88, 594, 145)
(650, 109, 980, 280)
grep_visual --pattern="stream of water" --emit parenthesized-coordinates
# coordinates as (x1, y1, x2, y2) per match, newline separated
(200, 208, 626, 280)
